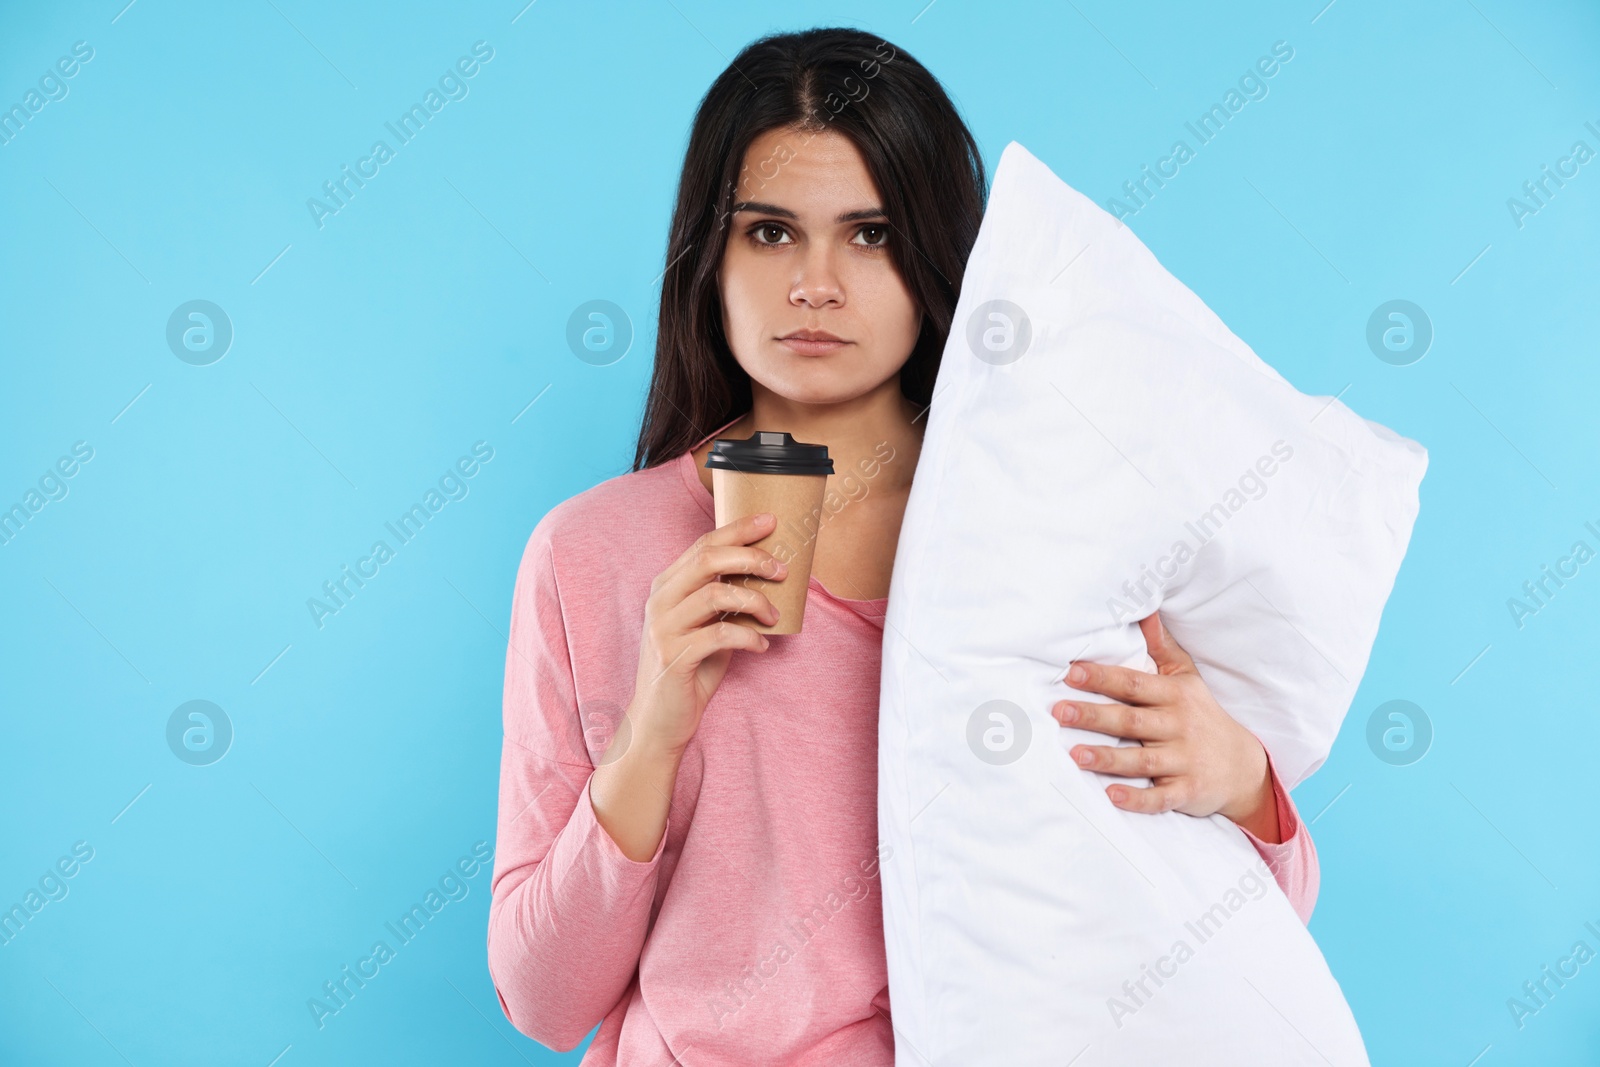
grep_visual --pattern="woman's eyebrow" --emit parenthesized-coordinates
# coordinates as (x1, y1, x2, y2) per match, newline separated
(731, 200, 887, 224)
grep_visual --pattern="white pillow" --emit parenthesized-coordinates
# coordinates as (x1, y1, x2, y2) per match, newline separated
(877, 142, 1425, 1065)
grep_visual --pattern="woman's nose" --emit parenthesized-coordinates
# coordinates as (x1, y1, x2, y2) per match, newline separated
(790, 249, 845, 308)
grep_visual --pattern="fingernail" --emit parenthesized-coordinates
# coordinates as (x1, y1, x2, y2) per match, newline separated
(755, 513, 774, 526)
(1067, 664, 1086, 684)
(1075, 749, 1092, 767)
(1057, 702, 1077, 724)
(1108, 787, 1123, 803)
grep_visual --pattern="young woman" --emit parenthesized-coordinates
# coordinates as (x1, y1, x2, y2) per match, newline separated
(488, 27, 1318, 1064)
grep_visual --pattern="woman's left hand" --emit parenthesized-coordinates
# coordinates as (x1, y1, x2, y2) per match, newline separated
(1051, 610, 1282, 843)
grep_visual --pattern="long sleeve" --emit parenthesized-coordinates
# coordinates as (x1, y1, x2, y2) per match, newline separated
(1237, 747, 1320, 925)
(486, 523, 667, 1051)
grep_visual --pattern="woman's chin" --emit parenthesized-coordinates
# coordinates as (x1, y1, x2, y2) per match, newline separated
(748, 363, 888, 408)
(765, 381, 880, 409)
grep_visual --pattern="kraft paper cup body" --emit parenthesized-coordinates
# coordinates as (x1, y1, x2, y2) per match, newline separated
(711, 468, 827, 635)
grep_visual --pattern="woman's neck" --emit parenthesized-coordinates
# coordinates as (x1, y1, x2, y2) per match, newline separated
(692, 378, 926, 495)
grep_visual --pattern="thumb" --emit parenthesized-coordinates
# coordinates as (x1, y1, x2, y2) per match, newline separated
(1140, 611, 1195, 676)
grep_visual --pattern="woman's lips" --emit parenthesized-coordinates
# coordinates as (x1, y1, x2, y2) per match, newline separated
(777, 336, 850, 356)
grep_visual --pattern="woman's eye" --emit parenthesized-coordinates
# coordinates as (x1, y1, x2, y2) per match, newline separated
(752, 224, 791, 245)
(854, 225, 890, 247)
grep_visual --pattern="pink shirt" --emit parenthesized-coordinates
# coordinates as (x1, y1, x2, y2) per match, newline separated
(487, 418, 1320, 1065)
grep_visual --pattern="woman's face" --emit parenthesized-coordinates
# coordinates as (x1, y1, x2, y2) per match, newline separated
(718, 126, 922, 406)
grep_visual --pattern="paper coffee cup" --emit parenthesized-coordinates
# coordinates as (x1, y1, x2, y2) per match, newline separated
(705, 430, 833, 635)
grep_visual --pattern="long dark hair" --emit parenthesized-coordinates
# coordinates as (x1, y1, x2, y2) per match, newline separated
(632, 27, 987, 471)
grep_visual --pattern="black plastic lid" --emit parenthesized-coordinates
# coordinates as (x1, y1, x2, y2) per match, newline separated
(704, 431, 834, 476)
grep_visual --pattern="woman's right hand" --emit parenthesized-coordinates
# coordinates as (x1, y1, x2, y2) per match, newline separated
(591, 512, 785, 861)
(626, 511, 786, 756)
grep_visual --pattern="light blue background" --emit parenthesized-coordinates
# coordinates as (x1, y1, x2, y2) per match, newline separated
(2, 1, 1596, 1064)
